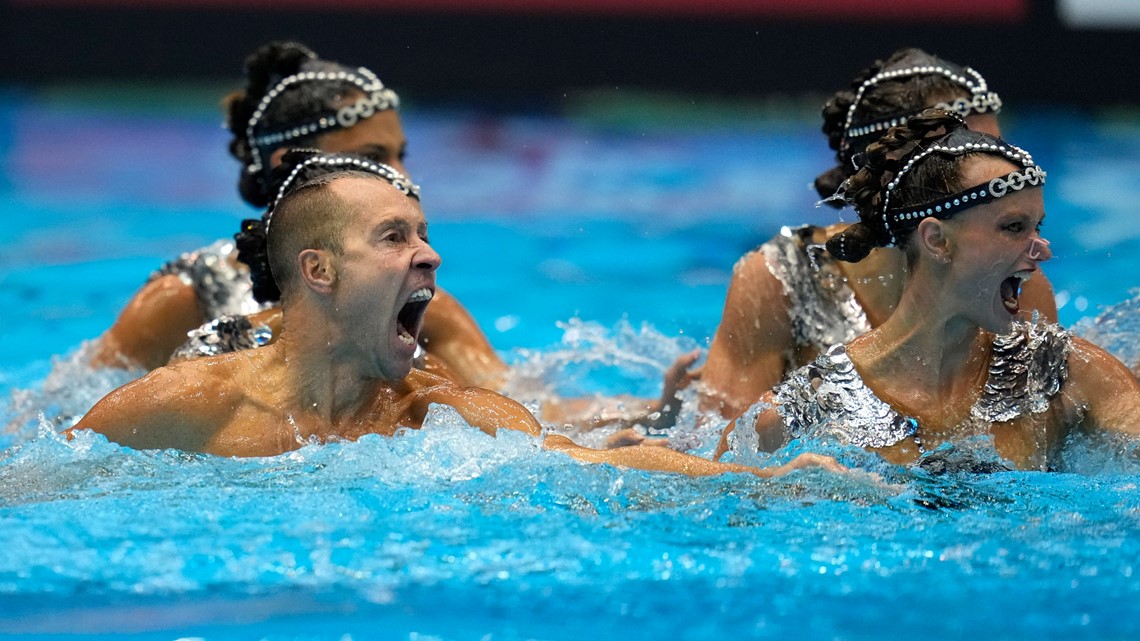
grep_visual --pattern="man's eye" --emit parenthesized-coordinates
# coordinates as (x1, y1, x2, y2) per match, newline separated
(1003, 222, 1024, 233)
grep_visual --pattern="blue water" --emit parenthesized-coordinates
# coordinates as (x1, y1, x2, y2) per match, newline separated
(3, 87, 1140, 639)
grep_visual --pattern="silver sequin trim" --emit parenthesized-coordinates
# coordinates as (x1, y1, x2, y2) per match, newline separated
(172, 314, 428, 369)
(760, 225, 872, 351)
(151, 240, 270, 320)
(774, 321, 1071, 448)
(169, 314, 272, 361)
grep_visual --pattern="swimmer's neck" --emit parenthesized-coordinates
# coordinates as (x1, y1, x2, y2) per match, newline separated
(269, 320, 411, 424)
(847, 281, 990, 395)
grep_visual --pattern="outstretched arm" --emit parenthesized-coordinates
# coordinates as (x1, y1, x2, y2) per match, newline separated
(699, 250, 795, 419)
(417, 381, 545, 437)
(418, 381, 841, 478)
(91, 274, 206, 370)
(536, 349, 701, 434)
(545, 434, 842, 478)
(1019, 271, 1058, 324)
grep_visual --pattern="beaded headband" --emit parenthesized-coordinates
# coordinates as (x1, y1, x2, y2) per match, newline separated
(880, 128, 1045, 245)
(841, 63, 1002, 157)
(266, 153, 421, 233)
(245, 64, 400, 176)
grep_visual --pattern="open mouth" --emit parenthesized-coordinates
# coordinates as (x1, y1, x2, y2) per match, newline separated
(396, 287, 433, 346)
(1000, 271, 1032, 315)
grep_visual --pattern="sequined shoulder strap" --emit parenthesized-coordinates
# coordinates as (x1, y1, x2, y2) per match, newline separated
(169, 314, 272, 362)
(973, 321, 1071, 423)
(760, 226, 872, 350)
(774, 344, 918, 448)
(150, 240, 267, 320)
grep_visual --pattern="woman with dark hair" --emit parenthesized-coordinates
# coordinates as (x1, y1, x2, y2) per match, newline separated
(715, 110, 1140, 470)
(698, 48, 1058, 420)
(91, 41, 507, 389)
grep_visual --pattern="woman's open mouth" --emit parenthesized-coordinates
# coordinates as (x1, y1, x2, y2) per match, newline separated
(1000, 271, 1032, 315)
(396, 287, 433, 345)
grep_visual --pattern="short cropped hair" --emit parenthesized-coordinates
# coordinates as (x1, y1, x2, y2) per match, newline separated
(265, 172, 376, 301)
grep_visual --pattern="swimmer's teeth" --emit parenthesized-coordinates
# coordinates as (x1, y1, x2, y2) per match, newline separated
(397, 326, 415, 345)
(408, 288, 433, 303)
(1003, 271, 1033, 313)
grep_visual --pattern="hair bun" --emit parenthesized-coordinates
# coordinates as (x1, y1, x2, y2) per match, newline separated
(234, 218, 281, 303)
(243, 41, 318, 98)
(826, 222, 876, 263)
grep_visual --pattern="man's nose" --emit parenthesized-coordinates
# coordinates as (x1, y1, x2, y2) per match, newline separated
(415, 240, 441, 271)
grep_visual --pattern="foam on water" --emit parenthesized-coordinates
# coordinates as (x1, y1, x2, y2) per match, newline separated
(3, 407, 1140, 639)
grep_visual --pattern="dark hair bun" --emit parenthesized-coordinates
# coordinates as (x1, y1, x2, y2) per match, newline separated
(234, 218, 281, 304)
(242, 42, 315, 101)
(225, 42, 320, 209)
(825, 222, 876, 263)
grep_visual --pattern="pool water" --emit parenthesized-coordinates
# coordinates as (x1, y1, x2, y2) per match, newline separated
(3, 87, 1140, 640)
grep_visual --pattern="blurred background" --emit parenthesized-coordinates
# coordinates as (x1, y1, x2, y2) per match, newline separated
(3, 0, 1140, 105)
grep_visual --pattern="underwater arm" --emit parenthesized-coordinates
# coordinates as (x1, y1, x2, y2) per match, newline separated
(535, 349, 700, 434)
(91, 274, 207, 371)
(418, 288, 510, 389)
(700, 251, 795, 419)
(545, 434, 842, 478)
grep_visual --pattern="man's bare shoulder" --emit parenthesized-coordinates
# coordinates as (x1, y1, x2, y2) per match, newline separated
(399, 369, 542, 437)
(72, 349, 272, 451)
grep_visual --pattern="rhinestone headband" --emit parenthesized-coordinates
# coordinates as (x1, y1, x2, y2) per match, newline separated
(266, 154, 421, 233)
(841, 64, 1001, 156)
(880, 131, 1043, 245)
(245, 65, 400, 176)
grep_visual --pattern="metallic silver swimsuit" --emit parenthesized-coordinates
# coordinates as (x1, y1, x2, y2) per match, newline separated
(150, 240, 269, 321)
(170, 314, 427, 367)
(760, 225, 872, 353)
(169, 314, 273, 361)
(771, 321, 1072, 449)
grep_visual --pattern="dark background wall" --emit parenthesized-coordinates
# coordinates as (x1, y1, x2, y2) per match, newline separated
(2, 0, 1139, 107)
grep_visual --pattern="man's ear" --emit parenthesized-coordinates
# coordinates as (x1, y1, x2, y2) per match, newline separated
(916, 217, 953, 264)
(297, 249, 336, 294)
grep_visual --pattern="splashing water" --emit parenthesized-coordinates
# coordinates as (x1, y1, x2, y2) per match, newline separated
(1074, 289, 1140, 374)
(1, 322, 1140, 639)
(2, 341, 143, 448)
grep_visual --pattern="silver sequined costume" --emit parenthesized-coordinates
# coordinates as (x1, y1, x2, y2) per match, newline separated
(770, 321, 1071, 449)
(760, 225, 872, 352)
(150, 240, 269, 321)
(169, 314, 273, 362)
(172, 311, 428, 368)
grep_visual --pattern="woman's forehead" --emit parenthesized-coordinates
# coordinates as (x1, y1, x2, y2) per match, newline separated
(958, 154, 1021, 186)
